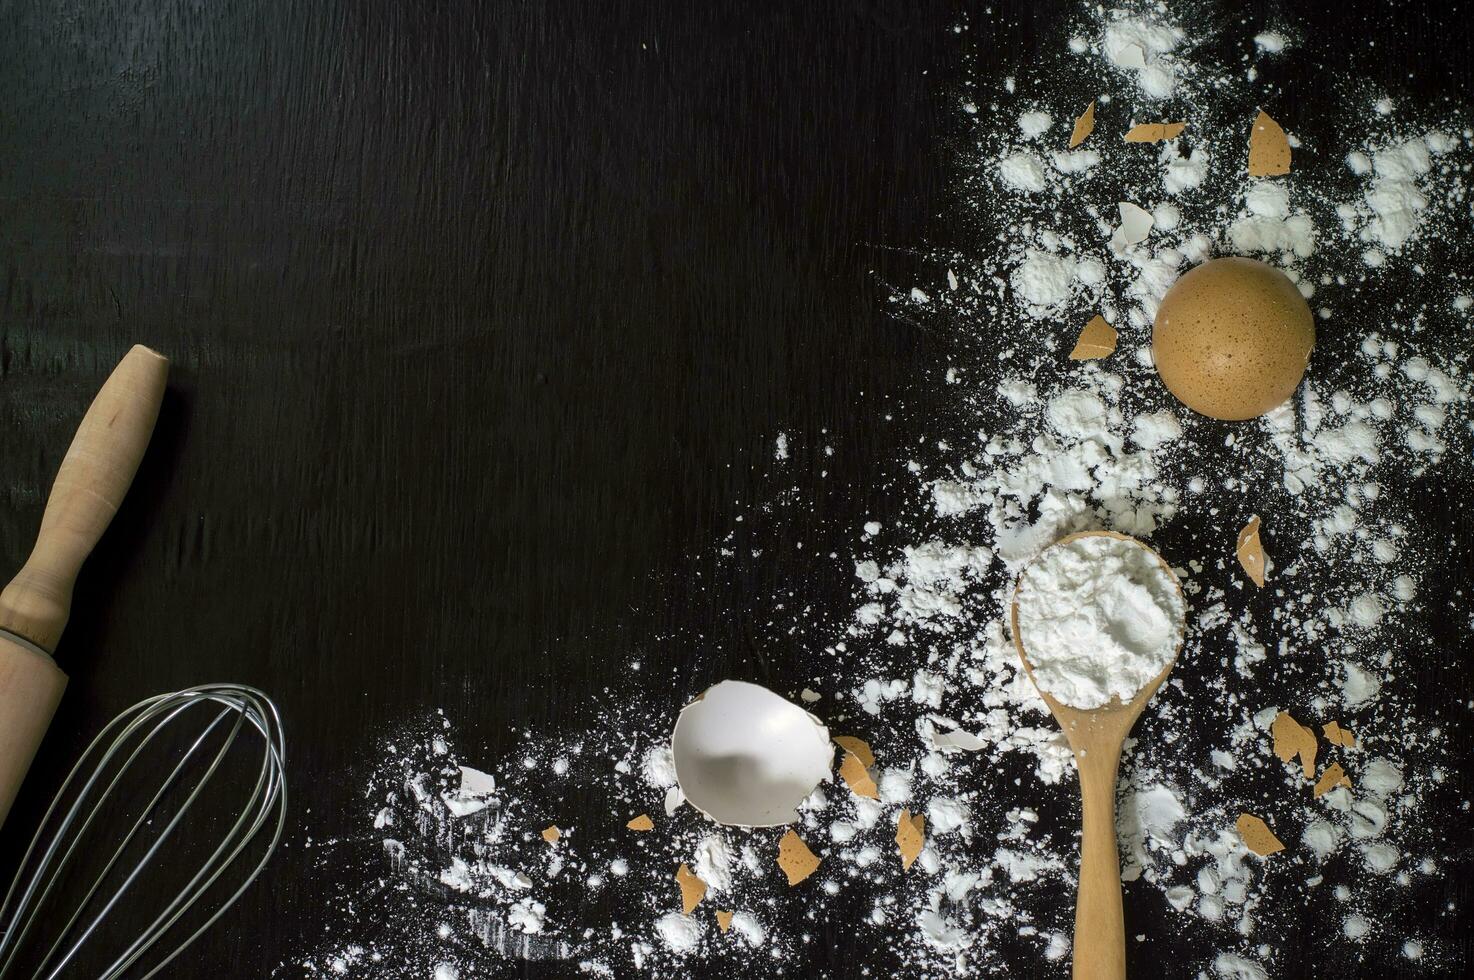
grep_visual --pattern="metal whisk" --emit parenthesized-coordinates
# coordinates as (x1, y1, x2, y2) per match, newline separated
(0, 684, 286, 979)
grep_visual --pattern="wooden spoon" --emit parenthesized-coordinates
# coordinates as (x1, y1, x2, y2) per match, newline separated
(1009, 530, 1185, 980)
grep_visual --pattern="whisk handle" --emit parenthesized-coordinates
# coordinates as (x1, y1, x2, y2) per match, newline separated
(0, 345, 169, 651)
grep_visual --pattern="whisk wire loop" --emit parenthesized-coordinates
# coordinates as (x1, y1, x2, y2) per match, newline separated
(0, 685, 286, 980)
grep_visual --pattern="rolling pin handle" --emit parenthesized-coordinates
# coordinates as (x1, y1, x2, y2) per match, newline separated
(0, 344, 168, 828)
(0, 345, 169, 652)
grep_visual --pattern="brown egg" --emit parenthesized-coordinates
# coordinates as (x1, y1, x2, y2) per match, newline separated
(1152, 257, 1314, 420)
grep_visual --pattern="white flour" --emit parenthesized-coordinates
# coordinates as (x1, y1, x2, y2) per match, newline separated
(1252, 33, 1286, 54)
(1338, 132, 1455, 261)
(293, 2, 1470, 977)
(654, 913, 702, 952)
(1015, 535, 1187, 709)
(1102, 11, 1183, 100)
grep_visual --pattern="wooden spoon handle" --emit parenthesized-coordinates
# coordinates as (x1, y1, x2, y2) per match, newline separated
(1073, 749, 1126, 980)
(0, 345, 170, 652)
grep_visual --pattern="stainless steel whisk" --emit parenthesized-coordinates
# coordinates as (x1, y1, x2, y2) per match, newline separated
(0, 684, 286, 979)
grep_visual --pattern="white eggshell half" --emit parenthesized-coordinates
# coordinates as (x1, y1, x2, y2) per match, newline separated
(671, 680, 833, 828)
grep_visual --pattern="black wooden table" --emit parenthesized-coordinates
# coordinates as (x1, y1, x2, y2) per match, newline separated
(2, 1, 1470, 976)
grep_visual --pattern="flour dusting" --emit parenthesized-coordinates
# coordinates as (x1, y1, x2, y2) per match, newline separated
(291, 2, 1471, 976)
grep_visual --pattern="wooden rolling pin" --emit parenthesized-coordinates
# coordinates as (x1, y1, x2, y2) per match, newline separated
(0, 345, 169, 828)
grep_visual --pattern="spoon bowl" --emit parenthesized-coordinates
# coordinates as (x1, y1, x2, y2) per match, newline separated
(1010, 530, 1186, 980)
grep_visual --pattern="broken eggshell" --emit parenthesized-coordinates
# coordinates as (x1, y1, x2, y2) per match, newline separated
(1109, 201, 1155, 253)
(671, 680, 833, 827)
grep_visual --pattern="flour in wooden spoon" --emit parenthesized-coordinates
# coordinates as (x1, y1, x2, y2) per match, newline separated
(1015, 535, 1186, 709)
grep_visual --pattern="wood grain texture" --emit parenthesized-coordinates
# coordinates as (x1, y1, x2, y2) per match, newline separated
(1, 0, 1471, 976)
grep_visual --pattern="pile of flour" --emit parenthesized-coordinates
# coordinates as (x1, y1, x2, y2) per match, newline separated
(1015, 534, 1187, 709)
(293, 3, 1471, 978)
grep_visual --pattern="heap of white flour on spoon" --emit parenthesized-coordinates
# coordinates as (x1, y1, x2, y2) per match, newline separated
(1015, 534, 1187, 709)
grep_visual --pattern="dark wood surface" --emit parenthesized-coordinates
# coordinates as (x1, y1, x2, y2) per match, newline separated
(2, 1, 1470, 976)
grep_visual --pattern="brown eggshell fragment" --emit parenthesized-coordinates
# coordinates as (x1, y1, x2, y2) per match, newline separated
(1323, 721, 1357, 748)
(1152, 257, 1314, 420)
(832, 736, 875, 768)
(1313, 762, 1353, 798)
(1237, 516, 1268, 587)
(896, 809, 926, 870)
(1248, 110, 1291, 176)
(1271, 710, 1318, 780)
(1070, 100, 1096, 148)
(1236, 813, 1284, 856)
(1070, 315, 1118, 360)
(838, 752, 879, 800)
(676, 863, 707, 914)
(776, 829, 821, 886)
(1124, 122, 1185, 143)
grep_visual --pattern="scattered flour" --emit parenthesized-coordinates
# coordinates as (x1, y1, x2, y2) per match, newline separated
(1018, 111, 1053, 138)
(692, 833, 735, 893)
(1252, 33, 1286, 54)
(998, 151, 1049, 193)
(654, 912, 703, 953)
(299, 3, 1470, 977)
(1102, 11, 1183, 100)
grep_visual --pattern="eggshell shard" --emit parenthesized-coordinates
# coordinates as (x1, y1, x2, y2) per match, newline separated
(1313, 762, 1353, 798)
(838, 752, 878, 800)
(1248, 110, 1291, 176)
(1270, 710, 1318, 780)
(1124, 122, 1185, 143)
(1069, 314, 1118, 360)
(896, 809, 926, 870)
(1070, 100, 1096, 148)
(931, 727, 987, 752)
(776, 830, 822, 885)
(1236, 813, 1284, 856)
(676, 863, 707, 914)
(442, 765, 497, 817)
(1323, 721, 1357, 748)
(1236, 515, 1268, 586)
(1152, 257, 1314, 420)
(672, 680, 834, 827)
(832, 735, 874, 768)
(1113, 43, 1147, 69)
(1109, 202, 1154, 253)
